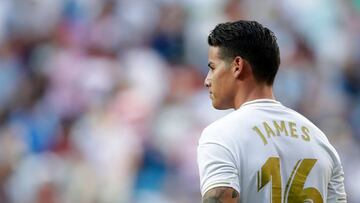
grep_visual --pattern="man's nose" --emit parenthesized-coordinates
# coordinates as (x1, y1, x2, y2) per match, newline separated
(204, 76, 211, 88)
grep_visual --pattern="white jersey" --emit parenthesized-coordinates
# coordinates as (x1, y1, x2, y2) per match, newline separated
(197, 99, 346, 203)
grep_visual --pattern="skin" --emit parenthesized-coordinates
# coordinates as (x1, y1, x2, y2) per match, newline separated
(205, 46, 274, 110)
(202, 46, 275, 202)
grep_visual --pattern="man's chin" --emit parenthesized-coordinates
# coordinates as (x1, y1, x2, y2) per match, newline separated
(212, 101, 232, 110)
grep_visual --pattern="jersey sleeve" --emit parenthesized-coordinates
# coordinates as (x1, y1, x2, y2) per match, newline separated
(327, 162, 347, 203)
(197, 128, 240, 196)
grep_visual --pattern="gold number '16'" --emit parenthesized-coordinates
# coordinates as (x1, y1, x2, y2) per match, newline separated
(257, 157, 323, 203)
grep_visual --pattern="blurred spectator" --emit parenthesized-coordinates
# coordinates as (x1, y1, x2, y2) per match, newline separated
(151, 3, 186, 64)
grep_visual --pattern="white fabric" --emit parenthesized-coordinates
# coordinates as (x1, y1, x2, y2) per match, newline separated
(197, 99, 346, 203)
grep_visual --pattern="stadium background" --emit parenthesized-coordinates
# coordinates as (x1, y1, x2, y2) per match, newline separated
(0, 0, 359, 202)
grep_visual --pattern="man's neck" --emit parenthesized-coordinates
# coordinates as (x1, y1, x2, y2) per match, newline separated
(234, 85, 274, 109)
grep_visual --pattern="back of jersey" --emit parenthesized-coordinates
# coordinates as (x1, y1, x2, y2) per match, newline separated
(197, 99, 346, 203)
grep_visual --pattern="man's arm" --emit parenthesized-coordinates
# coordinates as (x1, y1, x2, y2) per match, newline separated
(202, 187, 239, 203)
(327, 163, 347, 203)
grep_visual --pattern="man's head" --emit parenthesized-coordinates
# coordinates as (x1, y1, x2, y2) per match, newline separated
(205, 20, 280, 109)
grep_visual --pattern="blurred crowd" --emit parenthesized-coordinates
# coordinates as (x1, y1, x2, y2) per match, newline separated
(0, 0, 359, 202)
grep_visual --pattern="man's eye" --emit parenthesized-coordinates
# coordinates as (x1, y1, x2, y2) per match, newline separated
(208, 63, 214, 70)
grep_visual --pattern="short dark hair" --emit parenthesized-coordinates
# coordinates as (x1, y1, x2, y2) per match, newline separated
(208, 20, 280, 85)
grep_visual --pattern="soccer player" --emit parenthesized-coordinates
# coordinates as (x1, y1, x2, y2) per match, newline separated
(197, 20, 347, 203)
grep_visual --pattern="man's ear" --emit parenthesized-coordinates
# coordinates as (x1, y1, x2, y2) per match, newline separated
(232, 56, 244, 79)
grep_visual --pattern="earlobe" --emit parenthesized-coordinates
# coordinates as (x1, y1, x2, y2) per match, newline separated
(234, 67, 242, 79)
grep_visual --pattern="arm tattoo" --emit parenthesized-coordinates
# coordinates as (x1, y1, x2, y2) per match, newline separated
(232, 190, 238, 198)
(202, 187, 239, 203)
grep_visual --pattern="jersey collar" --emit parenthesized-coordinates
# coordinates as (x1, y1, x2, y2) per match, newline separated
(240, 99, 281, 108)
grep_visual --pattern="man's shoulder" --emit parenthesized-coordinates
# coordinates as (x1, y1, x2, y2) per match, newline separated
(203, 108, 250, 130)
(282, 106, 326, 135)
(199, 108, 253, 144)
